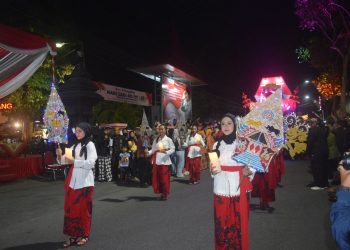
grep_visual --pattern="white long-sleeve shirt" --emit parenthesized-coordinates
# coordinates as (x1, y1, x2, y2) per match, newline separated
(185, 133, 205, 158)
(60, 141, 97, 189)
(148, 135, 175, 165)
(212, 140, 255, 197)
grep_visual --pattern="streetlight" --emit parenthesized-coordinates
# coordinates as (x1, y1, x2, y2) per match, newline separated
(304, 80, 310, 84)
(55, 42, 67, 48)
(304, 95, 310, 100)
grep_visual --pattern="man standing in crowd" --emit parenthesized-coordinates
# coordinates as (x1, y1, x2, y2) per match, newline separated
(306, 118, 329, 190)
(112, 128, 124, 181)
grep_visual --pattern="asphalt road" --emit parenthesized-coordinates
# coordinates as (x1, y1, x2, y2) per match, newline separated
(0, 160, 338, 250)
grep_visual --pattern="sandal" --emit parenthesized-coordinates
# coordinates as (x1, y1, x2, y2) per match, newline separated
(63, 237, 77, 248)
(76, 237, 89, 246)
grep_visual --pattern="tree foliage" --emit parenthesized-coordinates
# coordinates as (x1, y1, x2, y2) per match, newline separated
(3, 58, 74, 120)
(92, 101, 143, 129)
(312, 72, 341, 100)
(3, 59, 52, 120)
(295, 0, 350, 113)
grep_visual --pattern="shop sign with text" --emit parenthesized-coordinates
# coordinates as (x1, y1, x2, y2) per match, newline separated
(0, 102, 13, 110)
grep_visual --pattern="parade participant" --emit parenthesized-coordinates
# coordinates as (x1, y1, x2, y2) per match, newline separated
(56, 122, 98, 248)
(251, 150, 285, 211)
(146, 124, 175, 200)
(210, 114, 255, 250)
(184, 125, 205, 184)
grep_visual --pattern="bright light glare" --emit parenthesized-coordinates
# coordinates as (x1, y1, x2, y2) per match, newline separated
(14, 122, 20, 128)
(304, 80, 310, 84)
(55, 42, 66, 48)
(305, 95, 310, 100)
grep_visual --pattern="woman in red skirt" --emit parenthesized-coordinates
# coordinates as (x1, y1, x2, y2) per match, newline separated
(147, 124, 175, 200)
(184, 125, 205, 184)
(210, 114, 255, 250)
(57, 122, 97, 248)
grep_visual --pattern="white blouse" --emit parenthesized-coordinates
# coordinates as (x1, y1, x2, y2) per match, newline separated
(61, 141, 97, 189)
(212, 140, 255, 197)
(149, 135, 175, 165)
(185, 134, 205, 158)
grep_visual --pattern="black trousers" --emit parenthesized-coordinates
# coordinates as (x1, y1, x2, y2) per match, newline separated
(136, 157, 152, 185)
(311, 155, 328, 187)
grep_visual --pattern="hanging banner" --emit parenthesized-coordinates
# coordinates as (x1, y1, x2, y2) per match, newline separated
(94, 81, 152, 106)
(162, 77, 192, 124)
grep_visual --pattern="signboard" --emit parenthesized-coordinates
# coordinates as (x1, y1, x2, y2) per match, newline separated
(94, 81, 152, 106)
(162, 77, 191, 123)
(0, 102, 13, 110)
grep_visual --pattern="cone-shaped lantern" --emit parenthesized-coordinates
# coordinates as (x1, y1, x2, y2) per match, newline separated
(43, 83, 69, 143)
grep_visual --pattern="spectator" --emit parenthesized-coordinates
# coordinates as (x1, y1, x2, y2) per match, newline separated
(306, 118, 329, 190)
(119, 146, 130, 183)
(330, 158, 350, 250)
(112, 127, 124, 181)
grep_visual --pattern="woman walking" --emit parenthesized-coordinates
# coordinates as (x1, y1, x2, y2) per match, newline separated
(57, 122, 97, 247)
(210, 114, 255, 250)
(184, 125, 205, 184)
(147, 124, 175, 200)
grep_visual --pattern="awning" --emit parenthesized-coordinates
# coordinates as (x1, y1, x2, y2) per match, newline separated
(130, 64, 206, 86)
(0, 24, 55, 99)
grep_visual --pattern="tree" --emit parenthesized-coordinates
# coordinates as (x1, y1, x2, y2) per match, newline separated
(92, 102, 143, 129)
(2, 58, 74, 140)
(313, 72, 342, 113)
(296, 0, 350, 115)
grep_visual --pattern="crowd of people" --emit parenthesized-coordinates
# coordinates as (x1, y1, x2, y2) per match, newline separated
(92, 119, 224, 187)
(306, 117, 350, 191)
(54, 115, 350, 249)
(56, 116, 288, 249)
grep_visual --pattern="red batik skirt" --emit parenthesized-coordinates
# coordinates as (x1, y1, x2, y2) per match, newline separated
(251, 172, 275, 203)
(152, 164, 171, 196)
(214, 195, 246, 250)
(188, 157, 201, 183)
(63, 167, 94, 238)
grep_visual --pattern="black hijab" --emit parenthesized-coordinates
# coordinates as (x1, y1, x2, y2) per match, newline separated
(72, 122, 92, 160)
(214, 114, 236, 157)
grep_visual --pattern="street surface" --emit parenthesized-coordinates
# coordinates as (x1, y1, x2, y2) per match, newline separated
(0, 160, 337, 250)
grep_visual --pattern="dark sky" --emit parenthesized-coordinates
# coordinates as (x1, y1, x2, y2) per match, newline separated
(2, 0, 312, 101)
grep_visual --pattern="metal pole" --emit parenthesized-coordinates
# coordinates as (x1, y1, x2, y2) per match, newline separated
(160, 75, 164, 123)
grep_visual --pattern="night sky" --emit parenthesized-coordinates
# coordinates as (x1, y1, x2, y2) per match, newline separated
(2, 0, 313, 102)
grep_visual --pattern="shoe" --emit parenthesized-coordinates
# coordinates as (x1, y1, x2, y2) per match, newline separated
(76, 237, 89, 246)
(310, 186, 326, 190)
(63, 237, 77, 248)
(267, 206, 275, 213)
(193, 181, 199, 185)
(259, 202, 267, 210)
(306, 182, 316, 187)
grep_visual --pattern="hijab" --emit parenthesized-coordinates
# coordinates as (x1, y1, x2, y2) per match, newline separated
(72, 122, 92, 160)
(214, 114, 236, 157)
